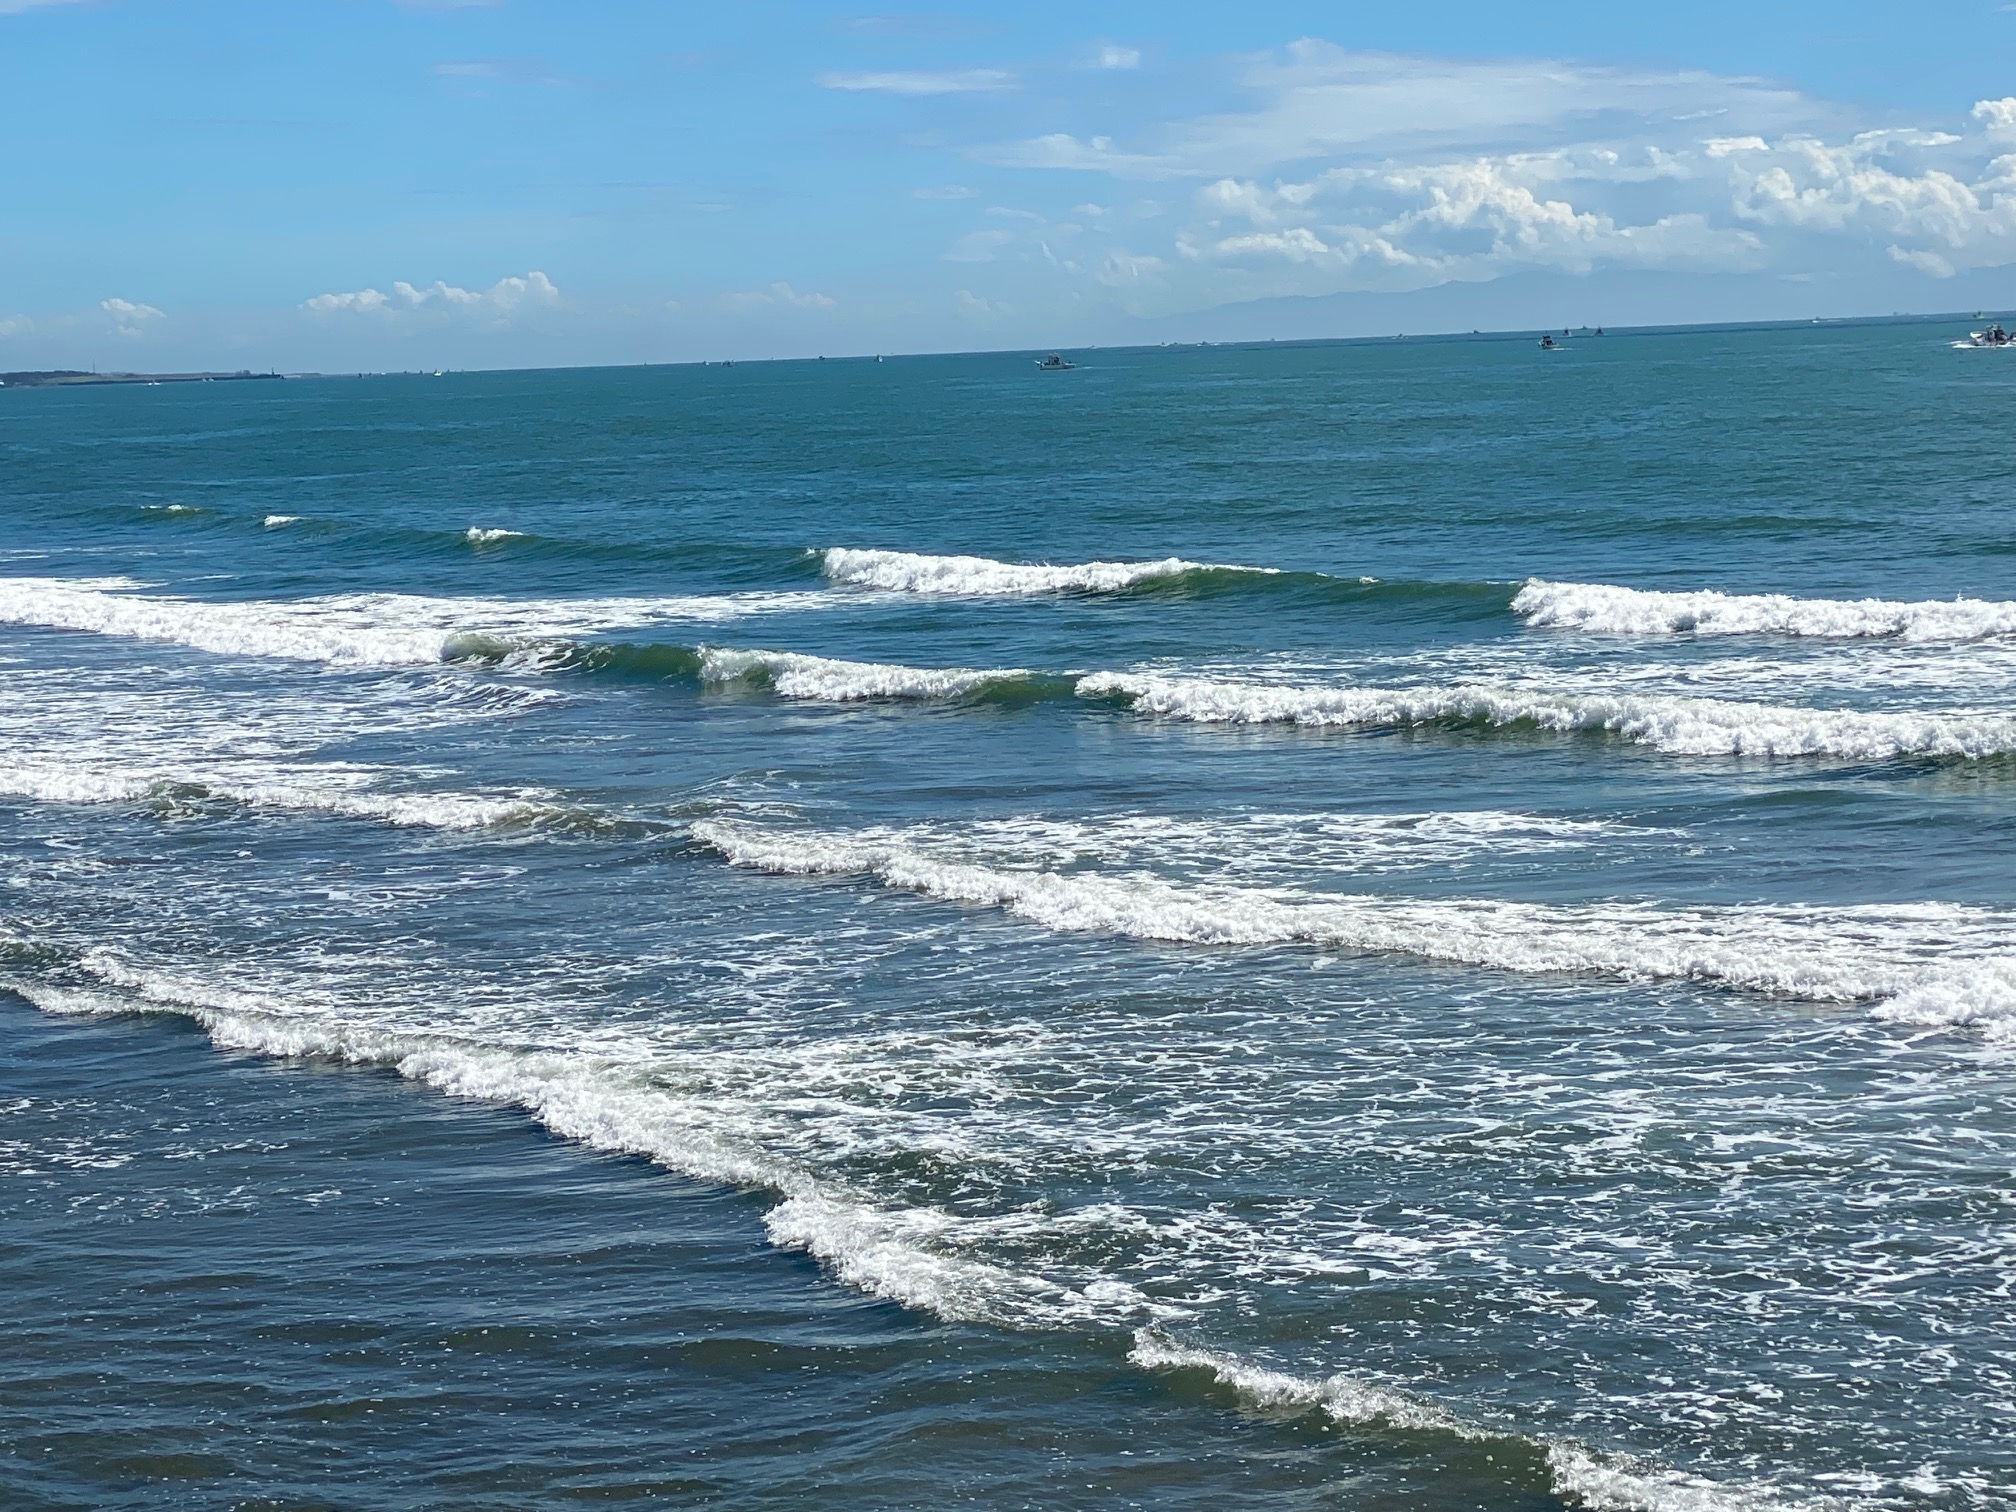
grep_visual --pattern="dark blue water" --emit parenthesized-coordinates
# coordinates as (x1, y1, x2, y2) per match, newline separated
(4, 325, 2015, 1510)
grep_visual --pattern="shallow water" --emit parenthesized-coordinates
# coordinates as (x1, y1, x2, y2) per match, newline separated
(3, 325, 2015, 1510)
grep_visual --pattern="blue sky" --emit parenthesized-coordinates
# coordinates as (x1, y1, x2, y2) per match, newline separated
(5, 0, 2016, 368)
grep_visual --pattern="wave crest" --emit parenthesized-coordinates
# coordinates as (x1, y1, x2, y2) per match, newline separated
(1079, 672, 2016, 761)
(821, 547, 1269, 597)
(1516, 579, 2016, 642)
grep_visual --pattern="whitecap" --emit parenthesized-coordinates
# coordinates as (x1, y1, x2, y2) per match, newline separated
(699, 646, 1027, 700)
(821, 546, 1261, 596)
(1514, 579, 2016, 643)
(1078, 671, 2016, 761)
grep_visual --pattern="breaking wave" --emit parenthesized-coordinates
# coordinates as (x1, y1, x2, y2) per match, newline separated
(1516, 579, 2016, 642)
(696, 647, 1058, 702)
(1080, 672, 2016, 761)
(0, 759, 570, 831)
(692, 819, 2016, 1034)
(0, 576, 844, 668)
(820, 547, 1284, 597)
(0, 949, 1879, 1511)
(1130, 1337, 1832, 1512)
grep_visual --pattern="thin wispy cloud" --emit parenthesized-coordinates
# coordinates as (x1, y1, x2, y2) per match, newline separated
(986, 43, 1818, 178)
(718, 282, 838, 311)
(1094, 44, 1141, 70)
(0, 0, 91, 13)
(819, 68, 1015, 95)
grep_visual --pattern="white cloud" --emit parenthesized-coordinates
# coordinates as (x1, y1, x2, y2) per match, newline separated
(1711, 119, 2016, 271)
(818, 69, 1014, 95)
(955, 46, 2016, 310)
(718, 282, 837, 311)
(303, 270, 559, 320)
(1889, 246, 1957, 277)
(0, 315, 32, 337)
(912, 184, 978, 200)
(101, 297, 164, 337)
(986, 42, 1817, 178)
(1094, 44, 1141, 70)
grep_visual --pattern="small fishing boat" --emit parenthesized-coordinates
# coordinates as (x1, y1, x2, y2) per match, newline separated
(1035, 353, 1076, 371)
(1538, 334, 1562, 351)
(1967, 323, 2012, 347)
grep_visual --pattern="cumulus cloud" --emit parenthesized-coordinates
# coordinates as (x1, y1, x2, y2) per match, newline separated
(718, 282, 837, 311)
(101, 297, 164, 337)
(819, 69, 1014, 94)
(956, 44, 2016, 306)
(303, 271, 560, 320)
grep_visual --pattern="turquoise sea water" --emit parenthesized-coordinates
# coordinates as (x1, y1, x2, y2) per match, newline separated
(3, 324, 2015, 1510)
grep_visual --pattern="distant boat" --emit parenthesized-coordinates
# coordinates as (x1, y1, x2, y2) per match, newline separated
(1539, 334, 1562, 351)
(1035, 353, 1075, 371)
(1966, 323, 2013, 347)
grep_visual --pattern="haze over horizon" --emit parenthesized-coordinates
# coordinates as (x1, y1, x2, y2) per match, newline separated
(6, 0, 2016, 370)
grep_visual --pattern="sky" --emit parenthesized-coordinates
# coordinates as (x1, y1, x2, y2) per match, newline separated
(5, 0, 2016, 369)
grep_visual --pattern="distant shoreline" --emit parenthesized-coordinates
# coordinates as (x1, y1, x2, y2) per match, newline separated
(0, 309, 2002, 388)
(0, 369, 284, 389)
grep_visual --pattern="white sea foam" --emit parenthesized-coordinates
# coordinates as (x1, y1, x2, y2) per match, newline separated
(1129, 1337, 1832, 1512)
(1079, 671, 2016, 760)
(821, 546, 1258, 596)
(699, 647, 1027, 701)
(465, 526, 529, 544)
(0, 575, 842, 668)
(9, 953, 1130, 1331)
(0, 759, 559, 831)
(1516, 579, 2016, 642)
(261, 514, 302, 528)
(692, 819, 2016, 1032)
(844, 809, 1663, 885)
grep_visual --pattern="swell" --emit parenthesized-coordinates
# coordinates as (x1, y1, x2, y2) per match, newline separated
(692, 819, 2016, 1035)
(11, 577, 2016, 762)
(1517, 579, 2016, 642)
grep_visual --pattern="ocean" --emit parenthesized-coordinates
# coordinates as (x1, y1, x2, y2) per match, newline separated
(2, 323, 2014, 1511)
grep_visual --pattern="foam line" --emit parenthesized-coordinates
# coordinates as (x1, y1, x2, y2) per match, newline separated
(692, 820, 2016, 1032)
(7, 954, 1135, 1331)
